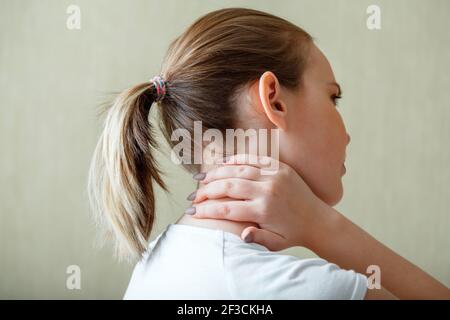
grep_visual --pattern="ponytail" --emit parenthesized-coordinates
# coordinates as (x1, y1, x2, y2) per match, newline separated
(88, 82, 168, 260)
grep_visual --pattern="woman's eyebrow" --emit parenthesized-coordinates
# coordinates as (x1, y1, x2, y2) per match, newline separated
(328, 82, 342, 96)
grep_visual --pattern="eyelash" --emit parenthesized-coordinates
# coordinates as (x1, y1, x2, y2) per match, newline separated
(332, 94, 342, 107)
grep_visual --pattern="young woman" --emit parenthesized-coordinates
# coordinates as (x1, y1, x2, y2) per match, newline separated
(88, 8, 450, 299)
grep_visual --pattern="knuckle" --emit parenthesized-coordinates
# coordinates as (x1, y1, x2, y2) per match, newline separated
(223, 180, 233, 192)
(237, 165, 247, 176)
(221, 203, 230, 216)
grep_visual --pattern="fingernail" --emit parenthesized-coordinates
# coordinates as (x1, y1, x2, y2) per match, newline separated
(184, 207, 196, 215)
(186, 191, 197, 201)
(243, 233, 253, 243)
(193, 172, 206, 181)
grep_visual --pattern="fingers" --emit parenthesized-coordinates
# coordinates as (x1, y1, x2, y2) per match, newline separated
(190, 199, 260, 223)
(193, 178, 265, 203)
(200, 165, 262, 184)
(241, 226, 287, 252)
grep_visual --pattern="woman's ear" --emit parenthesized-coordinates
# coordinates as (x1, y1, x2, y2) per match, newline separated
(256, 71, 288, 130)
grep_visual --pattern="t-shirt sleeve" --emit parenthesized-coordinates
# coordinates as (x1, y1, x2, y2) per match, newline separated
(225, 250, 368, 300)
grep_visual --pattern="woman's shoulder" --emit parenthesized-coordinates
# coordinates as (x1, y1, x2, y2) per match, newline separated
(222, 234, 367, 300)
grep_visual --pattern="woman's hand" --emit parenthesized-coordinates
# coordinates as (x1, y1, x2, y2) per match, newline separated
(188, 154, 450, 299)
(189, 154, 328, 251)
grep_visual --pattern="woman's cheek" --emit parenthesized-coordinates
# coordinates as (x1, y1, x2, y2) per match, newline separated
(329, 179, 344, 206)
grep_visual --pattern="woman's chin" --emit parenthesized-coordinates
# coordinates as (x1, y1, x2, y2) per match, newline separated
(321, 184, 344, 207)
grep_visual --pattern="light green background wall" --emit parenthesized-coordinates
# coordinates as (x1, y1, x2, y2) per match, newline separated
(1, 0, 449, 299)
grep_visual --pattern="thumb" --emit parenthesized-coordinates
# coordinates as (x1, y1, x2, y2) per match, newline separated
(241, 226, 286, 251)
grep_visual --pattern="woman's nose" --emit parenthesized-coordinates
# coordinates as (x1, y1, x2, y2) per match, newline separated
(346, 133, 351, 145)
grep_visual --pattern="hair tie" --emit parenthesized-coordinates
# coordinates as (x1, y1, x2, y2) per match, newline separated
(150, 75, 167, 102)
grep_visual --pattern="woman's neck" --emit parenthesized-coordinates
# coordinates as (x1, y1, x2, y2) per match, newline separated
(175, 149, 259, 238)
(176, 213, 258, 238)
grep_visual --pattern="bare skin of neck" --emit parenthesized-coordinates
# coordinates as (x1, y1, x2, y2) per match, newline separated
(175, 146, 259, 238)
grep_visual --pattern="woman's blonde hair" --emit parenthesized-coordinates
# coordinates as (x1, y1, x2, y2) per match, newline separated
(87, 8, 313, 260)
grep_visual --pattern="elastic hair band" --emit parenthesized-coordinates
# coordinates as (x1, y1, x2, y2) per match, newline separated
(150, 75, 167, 102)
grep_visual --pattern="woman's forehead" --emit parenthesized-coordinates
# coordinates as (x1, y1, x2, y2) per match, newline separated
(305, 44, 336, 83)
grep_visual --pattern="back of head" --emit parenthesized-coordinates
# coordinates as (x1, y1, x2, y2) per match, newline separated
(87, 8, 313, 260)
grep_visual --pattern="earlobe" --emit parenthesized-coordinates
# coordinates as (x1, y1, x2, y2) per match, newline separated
(258, 71, 288, 130)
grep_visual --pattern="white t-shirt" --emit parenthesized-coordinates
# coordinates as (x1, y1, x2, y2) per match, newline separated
(124, 223, 367, 300)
